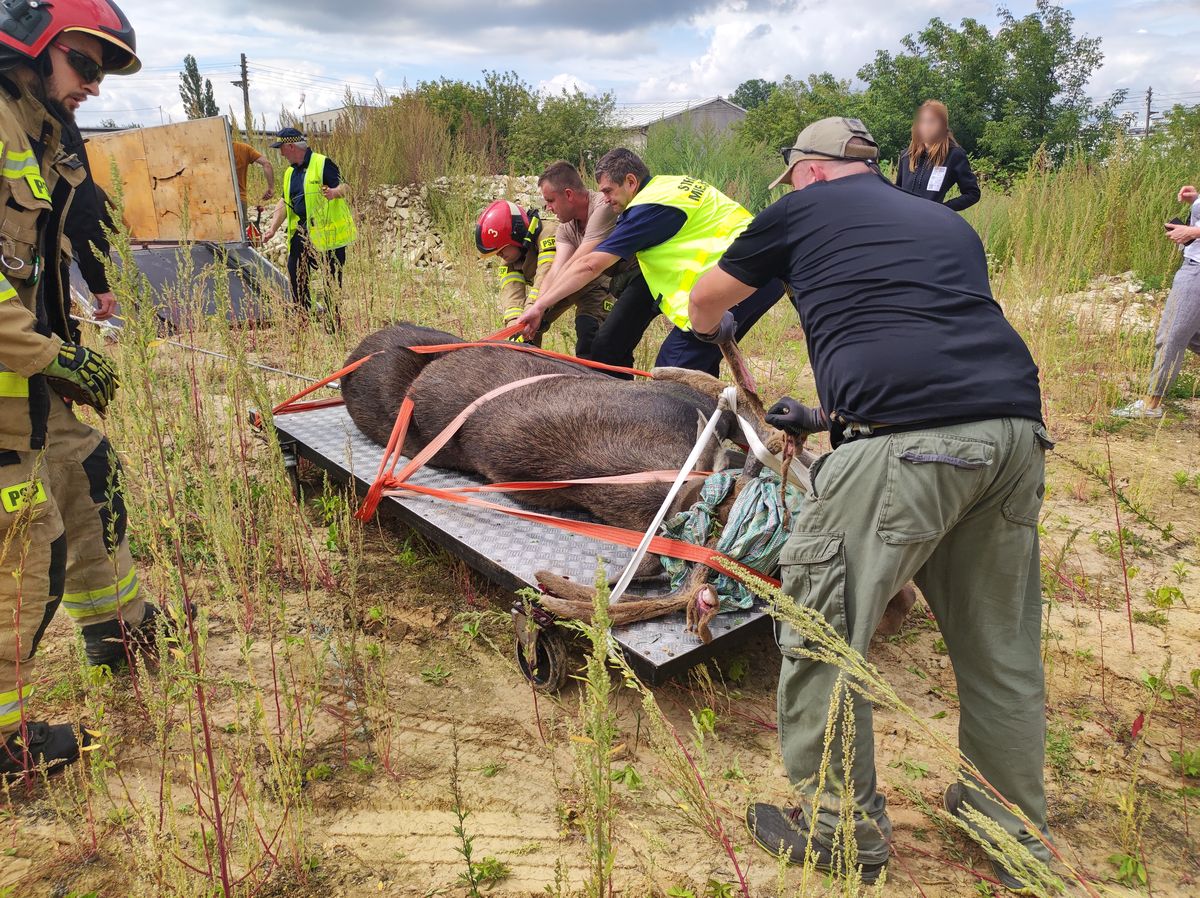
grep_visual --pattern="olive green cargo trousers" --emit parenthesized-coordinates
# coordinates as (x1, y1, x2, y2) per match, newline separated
(775, 417, 1053, 867)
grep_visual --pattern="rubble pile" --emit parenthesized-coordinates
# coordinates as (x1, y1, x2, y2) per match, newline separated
(261, 175, 545, 273)
(1053, 270, 1165, 335)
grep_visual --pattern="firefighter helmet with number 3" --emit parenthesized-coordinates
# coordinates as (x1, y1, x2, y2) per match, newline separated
(0, 0, 140, 74)
(475, 199, 539, 256)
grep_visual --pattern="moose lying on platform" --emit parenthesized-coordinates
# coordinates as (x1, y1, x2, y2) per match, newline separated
(340, 322, 915, 636)
(341, 321, 750, 532)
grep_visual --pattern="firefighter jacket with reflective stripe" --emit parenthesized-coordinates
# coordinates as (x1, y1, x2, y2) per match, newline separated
(624, 175, 753, 330)
(496, 219, 559, 322)
(283, 152, 357, 251)
(0, 77, 75, 451)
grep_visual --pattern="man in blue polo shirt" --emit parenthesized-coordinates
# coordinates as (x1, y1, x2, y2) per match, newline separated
(514, 147, 783, 377)
(690, 117, 1052, 892)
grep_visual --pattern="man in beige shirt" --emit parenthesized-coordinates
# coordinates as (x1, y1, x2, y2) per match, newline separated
(533, 161, 620, 355)
(539, 160, 616, 261)
(537, 160, 647, 370)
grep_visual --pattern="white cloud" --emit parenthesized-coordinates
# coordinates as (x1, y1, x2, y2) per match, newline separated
(75, 0, 1200, 129)
(537, 73, 599, 96)
(630, 0, 991, 100)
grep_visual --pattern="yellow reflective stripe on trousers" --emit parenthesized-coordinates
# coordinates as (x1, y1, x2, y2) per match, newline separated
(62, 568, 140, 620)
(0, 371, 28, 397)
(0, 682, 34, 728)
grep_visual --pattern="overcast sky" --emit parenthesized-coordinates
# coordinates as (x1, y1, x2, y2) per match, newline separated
(77, 1, 1198, 130)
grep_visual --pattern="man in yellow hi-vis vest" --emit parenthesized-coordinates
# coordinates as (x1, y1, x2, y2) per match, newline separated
(263, 128, 356, 326)
(514, 147, 784, 377)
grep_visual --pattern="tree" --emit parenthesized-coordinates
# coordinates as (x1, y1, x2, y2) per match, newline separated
(179, 54, 218, 119)
(730, 78, 777, 111)
(737, 73, 864, 150)
(507, 90, 620, 173)
(856, 2, 1124, 169)
(978, 1, 1125, 166)
(857, 17, 1004, 162)
(414, 70, 535, 163)
(1156, 103, 1200, 151)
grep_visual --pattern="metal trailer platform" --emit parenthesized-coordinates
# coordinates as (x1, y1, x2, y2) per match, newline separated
(72, 241, 287, 332)
(267, 403, 772, 687)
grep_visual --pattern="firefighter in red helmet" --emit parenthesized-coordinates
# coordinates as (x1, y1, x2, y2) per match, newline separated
(475, 199, 609, 355)
(0, 0, 160, 781)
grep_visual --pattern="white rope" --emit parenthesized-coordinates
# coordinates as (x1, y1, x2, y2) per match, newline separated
(606, 387, 734, 606)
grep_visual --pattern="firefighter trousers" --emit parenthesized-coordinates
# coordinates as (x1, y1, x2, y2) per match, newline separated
(0, 397, 144, 735)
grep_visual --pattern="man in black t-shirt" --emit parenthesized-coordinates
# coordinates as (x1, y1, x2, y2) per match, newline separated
(691, 118, 1054, 891)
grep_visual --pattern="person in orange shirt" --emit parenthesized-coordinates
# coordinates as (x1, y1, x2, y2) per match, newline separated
(232, 140, 274, 215)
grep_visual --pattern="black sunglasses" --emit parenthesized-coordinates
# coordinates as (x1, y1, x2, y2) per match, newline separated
(52, 41, 104, 85)
(778, 145, 843, 166)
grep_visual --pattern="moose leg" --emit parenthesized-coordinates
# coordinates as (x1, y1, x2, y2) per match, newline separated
(875, 584, 918, 637)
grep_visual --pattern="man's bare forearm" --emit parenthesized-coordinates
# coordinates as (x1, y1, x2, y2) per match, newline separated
(532, 250, 617, 311)
(690, 266, 756, 334)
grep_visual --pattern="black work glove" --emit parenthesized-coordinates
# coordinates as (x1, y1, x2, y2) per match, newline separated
(765, 397, 828, 437)
(43, 344, 119, 413)
(692, 310, 737, 344)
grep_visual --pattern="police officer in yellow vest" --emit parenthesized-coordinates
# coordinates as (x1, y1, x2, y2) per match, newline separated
(515, 147, 783, 376)
(0, 0, 166, 779)
(263, 128, 356, 324)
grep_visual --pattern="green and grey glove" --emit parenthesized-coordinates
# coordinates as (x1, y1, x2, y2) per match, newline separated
(43, 344, 118, 413)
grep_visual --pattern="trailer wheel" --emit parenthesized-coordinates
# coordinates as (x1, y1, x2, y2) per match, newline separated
(516, 626, 569, 693)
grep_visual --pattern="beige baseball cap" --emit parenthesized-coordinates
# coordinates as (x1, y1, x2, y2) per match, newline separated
(770, 117, 880, 189)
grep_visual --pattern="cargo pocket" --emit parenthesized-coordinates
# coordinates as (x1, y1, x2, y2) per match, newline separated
(0, 161, 51, 278)
(876, 432, 995, 544)
(775, 531, 846, 658)
(1001, 424, 1052, 527)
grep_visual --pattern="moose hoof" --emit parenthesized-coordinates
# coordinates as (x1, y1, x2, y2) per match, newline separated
(875, 585, 918, 638)
(515, 626, 569, 694)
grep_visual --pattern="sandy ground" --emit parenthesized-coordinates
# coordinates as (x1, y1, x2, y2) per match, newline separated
(5, 402, 1200, 898)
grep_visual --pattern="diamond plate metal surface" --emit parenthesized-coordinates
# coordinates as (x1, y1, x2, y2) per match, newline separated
(270, 404, 770, 680)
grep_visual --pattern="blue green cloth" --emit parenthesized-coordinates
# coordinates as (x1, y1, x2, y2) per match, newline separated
(660, 468, 804, 611)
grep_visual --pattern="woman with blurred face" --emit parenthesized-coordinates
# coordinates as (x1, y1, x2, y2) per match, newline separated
(895, 100, 980, 212)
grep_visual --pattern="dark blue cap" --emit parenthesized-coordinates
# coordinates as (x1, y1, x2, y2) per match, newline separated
(270, 127, 306, 148)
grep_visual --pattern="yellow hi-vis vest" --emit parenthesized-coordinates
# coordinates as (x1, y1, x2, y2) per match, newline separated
(283, 152, 357, 251)
(624, 175, 753, 329)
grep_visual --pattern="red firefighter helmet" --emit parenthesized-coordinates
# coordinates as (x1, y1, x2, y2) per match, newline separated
(475, 199, 539, 256)
(0, 0, 140, 75)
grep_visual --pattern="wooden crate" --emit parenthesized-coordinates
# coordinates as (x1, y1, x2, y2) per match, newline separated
(85, 117, 242, 243)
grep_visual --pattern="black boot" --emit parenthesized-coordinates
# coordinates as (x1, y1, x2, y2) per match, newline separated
(0, 721, 87, 780)
(745, 802, 887, 885)
(82, 602, 164, 670)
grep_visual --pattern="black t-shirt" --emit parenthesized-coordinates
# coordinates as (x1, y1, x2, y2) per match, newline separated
(718, 172, 1042, 431)
(288, 148, 341, 228)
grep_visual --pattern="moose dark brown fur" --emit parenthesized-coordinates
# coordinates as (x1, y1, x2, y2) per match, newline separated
(341, 322, 735, 531)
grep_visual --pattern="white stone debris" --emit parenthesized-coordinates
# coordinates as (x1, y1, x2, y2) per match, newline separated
(261, 175, 546, 273)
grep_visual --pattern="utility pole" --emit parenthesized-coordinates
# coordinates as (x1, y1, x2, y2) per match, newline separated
(231, 53, 252, 134)
(1144, 86, 1153, 135)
